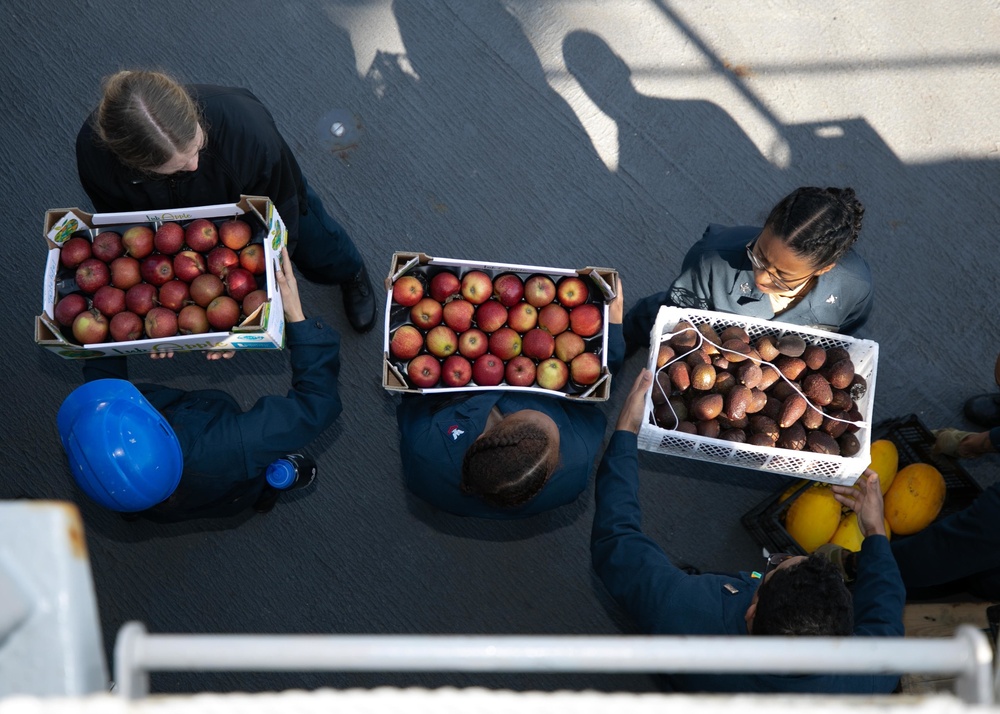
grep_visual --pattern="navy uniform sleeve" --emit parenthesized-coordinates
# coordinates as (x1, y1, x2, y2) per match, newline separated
(852, 535, 905, 637)
(605, 323, 625, 377)
(622, 291, 669, 356)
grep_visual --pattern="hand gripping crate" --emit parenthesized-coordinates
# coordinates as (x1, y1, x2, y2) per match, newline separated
(637, 306, 879, 486)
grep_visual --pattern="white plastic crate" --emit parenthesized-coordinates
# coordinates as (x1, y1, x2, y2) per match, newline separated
(637, 306, 879, 486)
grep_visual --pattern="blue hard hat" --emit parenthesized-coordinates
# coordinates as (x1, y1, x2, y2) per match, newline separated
(57, 379, 183, 512)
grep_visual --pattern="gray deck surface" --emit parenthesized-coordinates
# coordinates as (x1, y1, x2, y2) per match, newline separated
(2, 0, 999, 695)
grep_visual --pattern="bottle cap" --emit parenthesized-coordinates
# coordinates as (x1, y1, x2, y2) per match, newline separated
(266, 459, 296, 490)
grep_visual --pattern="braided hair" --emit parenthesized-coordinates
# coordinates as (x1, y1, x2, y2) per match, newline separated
(461, 420, 555, 509)
(94, 70, 204, 172)
(764, 187, 865, 268)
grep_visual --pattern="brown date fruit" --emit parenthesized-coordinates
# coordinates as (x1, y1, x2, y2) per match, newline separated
(779, 394, 807, 428)
(806, 431, 840, 455)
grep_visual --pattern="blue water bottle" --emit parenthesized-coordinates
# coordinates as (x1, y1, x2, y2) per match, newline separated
(265, 454, 317, 490)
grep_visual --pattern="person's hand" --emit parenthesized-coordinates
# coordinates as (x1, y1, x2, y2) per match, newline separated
(832, 470, 886, 537)
(609, 275, 624, 324)
(276, 247, 305, 323)
(149, 351, 174, 360)
(149, 350, 235, 360)
(615, 369, 651, 434)
(957, 431, 994, 458)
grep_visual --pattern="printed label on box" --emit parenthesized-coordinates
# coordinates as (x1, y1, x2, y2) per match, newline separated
(47, 212, 87, 244)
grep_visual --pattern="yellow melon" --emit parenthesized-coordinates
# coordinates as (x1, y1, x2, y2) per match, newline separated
(828, 512, 892, 552)
(883, 463, 946, 535)
(868, 439, 898, 495)
(784, 484, 842, 553)
(778, 479, 809, 503)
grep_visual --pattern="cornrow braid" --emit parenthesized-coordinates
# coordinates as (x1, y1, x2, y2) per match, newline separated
(461, 421, 554, 509)
(764, 186, 865, 268)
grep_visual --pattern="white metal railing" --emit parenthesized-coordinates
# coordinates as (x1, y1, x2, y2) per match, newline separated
(114, 622, 996, 704)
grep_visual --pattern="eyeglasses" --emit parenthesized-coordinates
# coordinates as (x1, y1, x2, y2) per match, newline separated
(753, 552, 796, 581)
(745, 238, 813, 292)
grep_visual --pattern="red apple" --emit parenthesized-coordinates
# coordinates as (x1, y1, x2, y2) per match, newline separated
(185, 219, 218, 252)
(190, 274, 225, 308)
(407, 354, 441, 388)
(554, 331, 586, 362)
(443, 299, 475, 332)
(390, 324, 424, 360)
(125, 283, 157, 316)
(72, 309, 109, 344)
(461, 270, 493, 305)
(153, 222, 185, 255)
(441, 355, 473, 387)
(410, 297, 443, 329)
(493, 273, 524, 307)
(158, 280, 191, 312)
(475, 300, 508, 333)
(472, 354, 504, 386)
(570, 352, 602, 385)
(225, 268, 257, 302)
(206, 246, 239, 278)
(426, 325, 459, 358)
(75, 258, 110, 294)
(242, 289, 268, 317)
(458, 328, 488, 359)
(507, 303, 538, 333)
(140, 254, 174, 286)
(488, 327, 522, 361)
(173, 250, 206, 283)
(110, 256, 142, 290)
(92, 231, 124, 262)
(524, 274, 556, 308)
(392, 275, 424, 307)
(145, 307, 178, 338)
(536, 358, 570, 391)
(54, 293, 88, 327)
(177, 304, 210, 335)
(429, 271, 461, 302)
(59, 237, 92, 268)
(219, 218, 252, 250)
(538, 303, 569, 335)
(505, 356, 537, 387)
(92, 285, 126, 317)
(569, 304, 603, 337)
(239, 244, 266, 276)
(206, 296, 241, 331)
(522, 328, 555, 360)
(109, 311, 144, 342)
(557, 276, 589, 307)
(121, 226, 154, 259)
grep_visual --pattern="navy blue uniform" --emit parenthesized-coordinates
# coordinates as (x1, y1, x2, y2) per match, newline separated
(397, 324, 625, 518)
(591, 430, 905, 693)
(623, 224, 874, 353)
(82, 319, 342, 522)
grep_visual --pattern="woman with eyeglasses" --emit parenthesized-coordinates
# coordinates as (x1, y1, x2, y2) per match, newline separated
(622, 187, 871, 354)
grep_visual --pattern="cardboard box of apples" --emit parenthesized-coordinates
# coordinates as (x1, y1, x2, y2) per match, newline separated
(383, 252, 618, 401)
(36, 195, 286, 359)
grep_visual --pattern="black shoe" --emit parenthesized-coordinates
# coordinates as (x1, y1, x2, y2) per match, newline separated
(342, 265, 377, 333)
(964, 393, 1000, 429)
(253, 486, 281, 514)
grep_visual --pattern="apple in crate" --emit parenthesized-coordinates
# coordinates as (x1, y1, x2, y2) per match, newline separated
(219, 219, 251, 250)
(59, 237, 92, 268)
(536, 358, 569, 391)
(110, 256, 142, 290)
(538, 304, 569, 336)
(76, 258, 111, 294)
(441, 355, 473, 387)
(458, 328, 488, 360)
(411, 298, 443, 329)
(391, 324, 424, 360)
(555, 331, 586, 362)
(145, 307, 178, 338)
(475, 301, 507, 333)
(185, 219, 218, 252)
(569, 304, 602, 337)
(557, 276, 589, 307)
(488, 327, 522, 361)
(153, 222, 184, 255)
(158, 280, 191, 312)
(190, 274, 225, 308)
(110, 311, 144, 342)
(178, 305, 210, 335)
(505, 356, 536, 387)
(522, 328, 555, 360)
(72, 309, 109, 344)
(507, 303, 537, 333)
(54, 293, 88, 327)
(443, 299, 474, 332)
(225, 268, 257, 302)
(125, 283, 157, 316)
(570, 352, 602, 386)
(461, 270, 492, 305)
(206, 246, 239, 278)
(122, 226, 154, 259)
(392, 275, 424, 307)
(492, 273, 524, 307)
(92, 231, 124, 262)
(93, 285, 126, 317)
(239, 244, 266, 276)
(242, 289, 268, 317)
(472, 354, 504, 386)
(206, 296, 241, 331)
(408, 354, 441, 388)
(140, 254, 174, 286)
(429, 271, 461, 302)
(173, 251, 207, 282)
(426, 325, 459, 358)
(524, 275, 556, 308)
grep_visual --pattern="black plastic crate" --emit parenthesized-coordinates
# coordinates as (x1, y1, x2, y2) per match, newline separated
(741, 414, 983, 556)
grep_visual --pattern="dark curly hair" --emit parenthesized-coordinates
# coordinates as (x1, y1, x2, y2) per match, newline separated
(764, 187, 865, 268)
(460, 421, 555, 509)
(752, 554, 853, 636)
